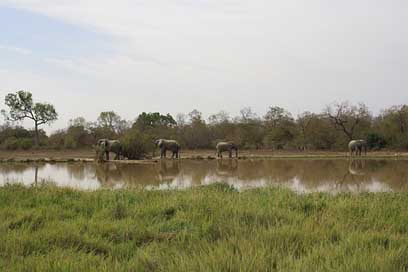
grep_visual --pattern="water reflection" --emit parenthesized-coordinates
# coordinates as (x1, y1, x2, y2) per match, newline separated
(1, 159, 408, 193)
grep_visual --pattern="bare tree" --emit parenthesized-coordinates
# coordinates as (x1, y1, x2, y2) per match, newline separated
(324, 101, 370, 141)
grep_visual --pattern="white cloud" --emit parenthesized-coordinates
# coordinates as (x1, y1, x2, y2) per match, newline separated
(0, 44, 32, 55)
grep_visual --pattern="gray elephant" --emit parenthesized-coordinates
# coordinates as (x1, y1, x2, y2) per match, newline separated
(155, 139, 180, 159)
(348, 139, 367, 156)
(216, 142, 238, 158)
(96, 139, 123, 160)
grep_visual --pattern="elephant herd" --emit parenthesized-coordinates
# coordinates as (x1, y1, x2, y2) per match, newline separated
(96, 138, 368, 161)
(96, 139, 239, 161)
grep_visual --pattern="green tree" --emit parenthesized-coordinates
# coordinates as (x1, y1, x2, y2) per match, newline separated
(181, 110, 211, 148)
(264, 106, 296, 149)
(375, 105, 408, 149)
(2, 91, 57, 146)
(133, 112, 176, 132)
(94, 111, 129, 138)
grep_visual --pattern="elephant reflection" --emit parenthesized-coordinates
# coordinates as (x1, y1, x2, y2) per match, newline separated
(348, 160, 366, 176)
(94, 163, 162, 187)
(336, 159, 370, 189)
(216, 159, 238, 177)
(94, 163, 124, 187)
(159, 160, 181, 183)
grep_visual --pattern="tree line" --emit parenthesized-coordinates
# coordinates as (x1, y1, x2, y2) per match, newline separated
(1, 91, 408, 152)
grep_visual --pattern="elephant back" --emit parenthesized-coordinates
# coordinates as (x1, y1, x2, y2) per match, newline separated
(217, 142, 236, 150)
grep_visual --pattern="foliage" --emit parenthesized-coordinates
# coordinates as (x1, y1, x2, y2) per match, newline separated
(324, 102, 371, 141)
(366, 132, 387, 150)
(375, 105, 408, 149)
(120, 129, 154, 160)
(133, 112, 176, 132)
(2, 94, 408, 151)
(95, 111, 129, 138)
(264, 106, 296, 149)
(2, 137, 33, 150)
(1, 185, 408, 271)
(2, 90, 57, 146)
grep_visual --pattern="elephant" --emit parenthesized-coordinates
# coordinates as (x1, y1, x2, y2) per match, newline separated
(348, 139, 367, 156)
(155, 139, 180, 159)
(216, 142, 238, 158)
(96, 139, 123, 161)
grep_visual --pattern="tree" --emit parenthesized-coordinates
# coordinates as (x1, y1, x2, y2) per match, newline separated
(96, 111, 129, 137)
(264, 106, 296, 149)
(239, 107, 258, 123)
(324, 102, 371, 141)
(296, 111, 314, 149)
(133, 112, 176, 132)
(2, 90, 57, 146)
(208, 110, 230, 125)
(374, 105, 408, 149)
(181, 109, 211, 148)
(296, 113, 337, 150)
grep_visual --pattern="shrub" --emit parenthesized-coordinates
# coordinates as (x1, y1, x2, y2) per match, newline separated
(19, 138, 33, 150)
(366, 133, 386, 150)
(64, 135, 78, 149)
(3, 137, 19, 150)
(121, 129, 154, 160)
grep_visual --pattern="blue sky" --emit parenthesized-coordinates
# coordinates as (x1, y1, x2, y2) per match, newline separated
(0, 6, 117, 77)
(0, 1, 407, 132)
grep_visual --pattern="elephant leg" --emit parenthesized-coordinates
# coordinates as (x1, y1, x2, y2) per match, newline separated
(229, 150, 232, 158)
(114, 153, 119, 160)
(106, 151, 110, 161)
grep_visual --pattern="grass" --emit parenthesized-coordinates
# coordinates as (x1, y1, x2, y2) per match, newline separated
(0, 184, 408, 271)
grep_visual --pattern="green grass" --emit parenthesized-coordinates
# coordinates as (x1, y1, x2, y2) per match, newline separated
(1, 184, 408, 271)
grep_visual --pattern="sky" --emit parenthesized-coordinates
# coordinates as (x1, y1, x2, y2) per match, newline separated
(0, 0, 407, 132)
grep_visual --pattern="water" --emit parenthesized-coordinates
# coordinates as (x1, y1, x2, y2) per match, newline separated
(1, 159, 408, 193)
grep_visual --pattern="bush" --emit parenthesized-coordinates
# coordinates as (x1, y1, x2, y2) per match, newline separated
(366, 133, 386, 150)
(19, 138, 33, 150)
(2, 137, 34, 150)
(3, 137, 19, 150)
(64, 135, 78, 149)
(121, 129, 154, 160)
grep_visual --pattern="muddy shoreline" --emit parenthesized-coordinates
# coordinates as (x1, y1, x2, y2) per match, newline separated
(1, 149, 408, 163)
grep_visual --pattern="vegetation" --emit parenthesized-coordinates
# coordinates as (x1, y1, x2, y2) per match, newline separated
(0, 184, 407, 271)
(1, 91, 408, 153)
(1, 91, 58, 146)
(120, 129, 154, 160)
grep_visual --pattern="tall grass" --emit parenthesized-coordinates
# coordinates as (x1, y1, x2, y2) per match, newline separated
(0, 184, 407, 271)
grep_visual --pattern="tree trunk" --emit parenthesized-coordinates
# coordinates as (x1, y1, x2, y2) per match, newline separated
(34, 122, 40, 147)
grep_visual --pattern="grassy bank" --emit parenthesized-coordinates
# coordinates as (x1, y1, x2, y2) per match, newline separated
(1, 185, 408, 271)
